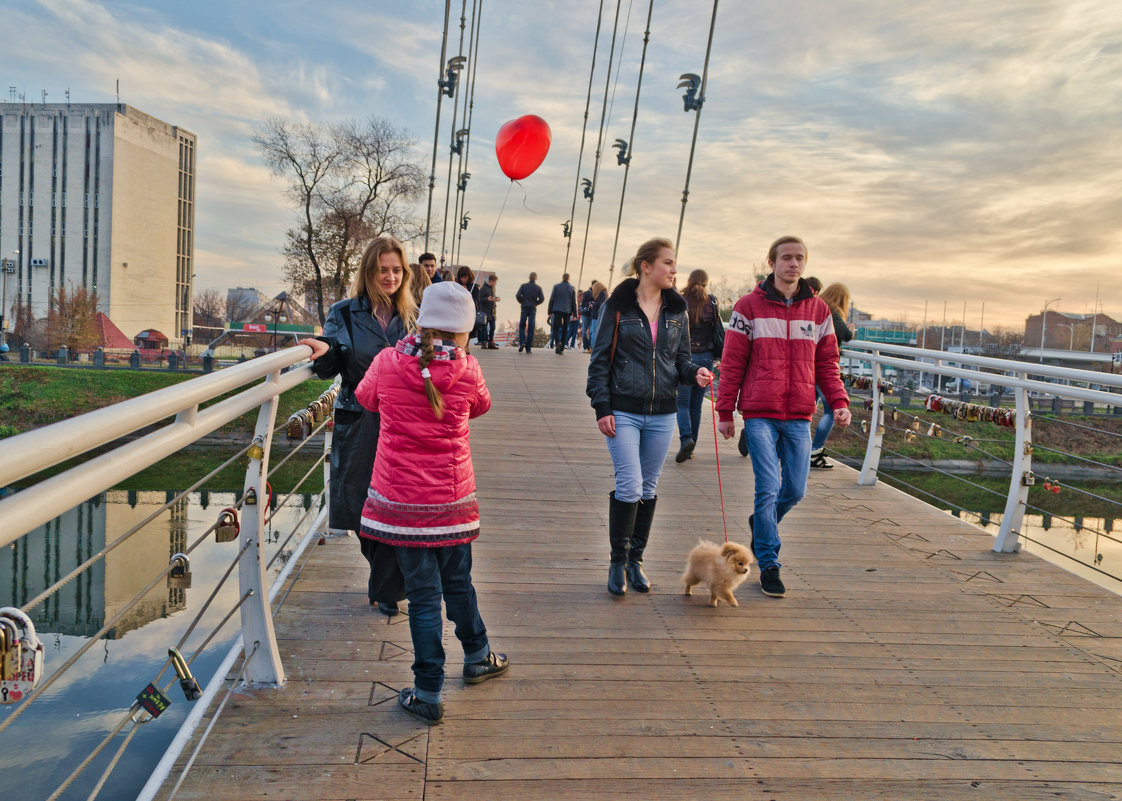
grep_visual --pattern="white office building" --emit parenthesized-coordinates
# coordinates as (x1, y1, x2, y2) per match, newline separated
(0, 103, 196, 345)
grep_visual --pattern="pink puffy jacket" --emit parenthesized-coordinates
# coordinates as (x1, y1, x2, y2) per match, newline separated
(354, 345, 491, 509)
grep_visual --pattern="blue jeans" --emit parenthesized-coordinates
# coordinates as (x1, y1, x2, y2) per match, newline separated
(604, 411, 676, 503)
(395, 543, 490, 702)
(811, 385, 833, 451)
(676, 352, 714, 442)
(567, 317, 580, 348)
(743, 417, 811, 571)
(518, 307, 536, 348)
(580, 313, 593, 349)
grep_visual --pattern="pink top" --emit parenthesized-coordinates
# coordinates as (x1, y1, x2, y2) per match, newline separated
(649, 319, 658, 344)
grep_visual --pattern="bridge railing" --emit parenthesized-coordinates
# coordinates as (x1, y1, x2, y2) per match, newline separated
(840, 341, 1122, 563)
(0, 346, 336, 800)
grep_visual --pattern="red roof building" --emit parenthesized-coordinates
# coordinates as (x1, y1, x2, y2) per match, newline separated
(94, 313, 135, 350)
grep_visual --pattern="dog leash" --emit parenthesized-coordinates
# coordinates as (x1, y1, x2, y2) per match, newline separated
(709, 381, 730, 543)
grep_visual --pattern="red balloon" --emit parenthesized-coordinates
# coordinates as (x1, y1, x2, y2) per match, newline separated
(495, 115, 551, 180)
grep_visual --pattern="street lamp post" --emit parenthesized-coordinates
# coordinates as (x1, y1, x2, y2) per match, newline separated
(1055, 323, 1074, 351)
(1040, 297, 1061, 362)
(1, 250, 18, 343)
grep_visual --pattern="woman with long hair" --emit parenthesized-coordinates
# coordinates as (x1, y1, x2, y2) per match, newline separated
(586, 238, 715, 596)
(299, 235, 417, 615)
(674, 269, 725, 463)
(810, 282, 853, 468)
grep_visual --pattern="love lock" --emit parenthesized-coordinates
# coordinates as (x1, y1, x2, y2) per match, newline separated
(0, 607, 46, 704)
(168, 647, 202, 701)
(286, 414, 305, 441)
(215, 508, 240, 543)
(168, 553, 192, 590)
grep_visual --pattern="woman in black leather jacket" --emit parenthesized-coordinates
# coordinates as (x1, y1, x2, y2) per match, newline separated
(586, 237, 714, 596)
(301, 235, 416, 615)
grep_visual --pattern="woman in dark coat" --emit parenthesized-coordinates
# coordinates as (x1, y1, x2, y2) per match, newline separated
(301, 235, 416, 615)
(586, 237, 714, 596)
(674, 269, 725, 463)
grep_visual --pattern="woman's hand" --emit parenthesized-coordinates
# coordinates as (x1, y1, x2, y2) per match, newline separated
(717, 420, 736, 440)
(695, 368, 715, 387)
(297, 338, 329, 360)
(598, 414, 616, 438)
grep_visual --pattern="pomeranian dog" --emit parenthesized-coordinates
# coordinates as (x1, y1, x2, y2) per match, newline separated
(682, 540, 754, 607)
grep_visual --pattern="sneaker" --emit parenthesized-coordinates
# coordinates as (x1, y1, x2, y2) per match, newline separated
(518, 344, 525, 352)
(398, 687, 443, 725)
(674, 438, 696, 463)
(376, 601, 399, 617)
(759, 566, 786, 598)
(810, 450, 832, 469)
(737, 428, 749, 457)
(463, 651, 510, 684)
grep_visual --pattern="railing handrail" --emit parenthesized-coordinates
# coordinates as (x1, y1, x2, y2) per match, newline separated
(843, 340, 1122, 390)
(0, 348, 314, 488)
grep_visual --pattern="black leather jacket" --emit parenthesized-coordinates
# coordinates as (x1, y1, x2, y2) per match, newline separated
(586, 278, 699, 419)
(312, 296, 408, 413)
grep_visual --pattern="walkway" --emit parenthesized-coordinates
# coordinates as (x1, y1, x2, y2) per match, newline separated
(157, 347, 1122, 801)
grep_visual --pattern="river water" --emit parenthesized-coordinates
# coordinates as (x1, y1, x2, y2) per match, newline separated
(0, 490, 320, 801)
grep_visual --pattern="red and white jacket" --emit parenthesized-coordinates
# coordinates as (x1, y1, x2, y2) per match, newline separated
(354, 336, 491, 547)
(716, 276, 848, 422)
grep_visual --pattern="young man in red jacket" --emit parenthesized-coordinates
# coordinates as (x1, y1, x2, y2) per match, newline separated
(715, 236, 851, 597)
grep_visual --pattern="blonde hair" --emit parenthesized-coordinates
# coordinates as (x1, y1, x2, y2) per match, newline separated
(818, 282, 850, 318)
(350, 236, 417, 328)
(684, 269, 710, 325)
(417, 327, 463, 419)
(628, 237, 675, 279)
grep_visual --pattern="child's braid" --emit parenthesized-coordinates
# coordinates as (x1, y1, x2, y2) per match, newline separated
(419, 328, 446, 419)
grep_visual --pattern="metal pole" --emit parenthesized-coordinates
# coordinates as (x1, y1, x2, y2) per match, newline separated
(424, 0, 454, 252)
(675, 0, 719, 255)
(1040, 297, 1060, 362)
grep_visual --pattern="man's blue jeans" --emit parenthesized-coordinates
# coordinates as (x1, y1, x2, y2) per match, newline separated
(604, 411, 676, 503)
(676, 352, 714, 442)
(743, 417, 811, 571)
(580, 313, 593, 349)
(811, 385, 833, 451)
(395, 543, 490, 703)
(518, 308, 536, 348)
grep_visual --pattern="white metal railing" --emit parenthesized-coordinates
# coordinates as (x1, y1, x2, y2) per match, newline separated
(0, 346, 336, 800)
(841, 341, 1122, 554)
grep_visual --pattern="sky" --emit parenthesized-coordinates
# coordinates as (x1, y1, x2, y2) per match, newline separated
(3, 0, 1121, 330)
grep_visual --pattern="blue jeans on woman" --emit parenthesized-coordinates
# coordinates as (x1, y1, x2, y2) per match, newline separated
(743, 417, 811, 571)
(604, 411, 676, 503)
(676, 352, 714, 443)
(810, 385, 833, 451)
(394, 543, 490, 703)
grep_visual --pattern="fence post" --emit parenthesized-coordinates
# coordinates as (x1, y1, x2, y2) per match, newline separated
(994, 380, 1032, 553)
(237, 372, 286, 686)
(857, 355, 884, 486)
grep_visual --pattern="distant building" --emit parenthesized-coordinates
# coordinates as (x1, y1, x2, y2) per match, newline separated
(0, 102, 196, 345)
(226, 286, 268, 319)
(1024, 311, 1120, 353)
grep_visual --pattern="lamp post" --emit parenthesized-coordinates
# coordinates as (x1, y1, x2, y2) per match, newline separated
(265, 311, 287, 352)
(1, 249, 17, 343)
(1040, 297, 1061, 361)
(1055, 323, 1074, 351)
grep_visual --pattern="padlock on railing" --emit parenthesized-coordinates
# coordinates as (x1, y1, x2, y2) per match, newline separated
(168, 553, 192, 590)
(287, 414, 305, 440)
(0, 607, 46, 705)
(168, 647, 202, 701)
(131, 682, 172, 721)
(216, 508, 240, 543)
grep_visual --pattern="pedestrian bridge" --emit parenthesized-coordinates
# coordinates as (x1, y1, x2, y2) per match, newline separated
(154, 348, 1122, 801)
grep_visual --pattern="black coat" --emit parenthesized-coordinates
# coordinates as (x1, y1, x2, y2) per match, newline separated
(586, 278, 700, 419)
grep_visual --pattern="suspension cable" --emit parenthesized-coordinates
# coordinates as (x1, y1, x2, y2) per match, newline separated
(608, 0, 654, 289)
(439, 0, 470, 265)
(424, 0, 454, 251)
(674, 0, 719, 254)
(453, 0, 482, 269)
(575, 0, 624, 292)
(562, 0, 606, 274)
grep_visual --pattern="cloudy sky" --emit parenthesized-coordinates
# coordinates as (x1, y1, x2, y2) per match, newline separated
(4, 0, 1120, 329)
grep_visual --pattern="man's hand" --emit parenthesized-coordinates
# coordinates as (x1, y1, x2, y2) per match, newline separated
(835, 407, 852, 427)
(598, 414, 616, 438)
(695, 368, 715, 387)
(297, 338, 329, 360)
(717, 420, 736, 440)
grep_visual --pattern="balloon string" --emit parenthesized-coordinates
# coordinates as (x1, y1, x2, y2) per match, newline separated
(709, 380, 729, 543)
(478, 180, 515, 271)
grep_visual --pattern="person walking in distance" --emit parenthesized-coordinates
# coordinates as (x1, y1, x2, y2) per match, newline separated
(515, 271, 544, 353)
(477, 274, 501, 349)
(810, 282, 853, 468)
(548, 273, 578, 355)
(355, 281, 509, 725)
(587, 238, 714, 595)
(715, 236, 850, 598)
(675, 269, 725, 463)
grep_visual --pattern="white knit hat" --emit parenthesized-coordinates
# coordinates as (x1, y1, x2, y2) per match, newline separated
(416, 281, 477, 333)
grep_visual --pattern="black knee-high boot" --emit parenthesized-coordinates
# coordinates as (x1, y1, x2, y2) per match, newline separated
(608, 492, 638, 596)
(626, 496, 657, 592)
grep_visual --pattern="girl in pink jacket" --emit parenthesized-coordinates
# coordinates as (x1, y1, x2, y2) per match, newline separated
(354, 281, 508, 725)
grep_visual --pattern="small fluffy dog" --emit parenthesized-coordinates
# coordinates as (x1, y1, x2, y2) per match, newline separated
(682, 540, 754, 607)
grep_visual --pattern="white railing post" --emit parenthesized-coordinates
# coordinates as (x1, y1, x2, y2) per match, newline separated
(994, 381, 1033, 553)
(237, 372, 286, 686)
(857, 355, 884, 486)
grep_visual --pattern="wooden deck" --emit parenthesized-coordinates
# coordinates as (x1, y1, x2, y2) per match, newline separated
(158, 347, 1122, 801)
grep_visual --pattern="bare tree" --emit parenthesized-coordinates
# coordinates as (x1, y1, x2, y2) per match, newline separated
(255, 116, 427, 324)
(46, 284, 100, 352)
(225, 292, 260, 326)
(192, 288, 226, 343)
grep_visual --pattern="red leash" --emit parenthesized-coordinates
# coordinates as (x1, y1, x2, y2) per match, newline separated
(709, 381, 730, 543)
